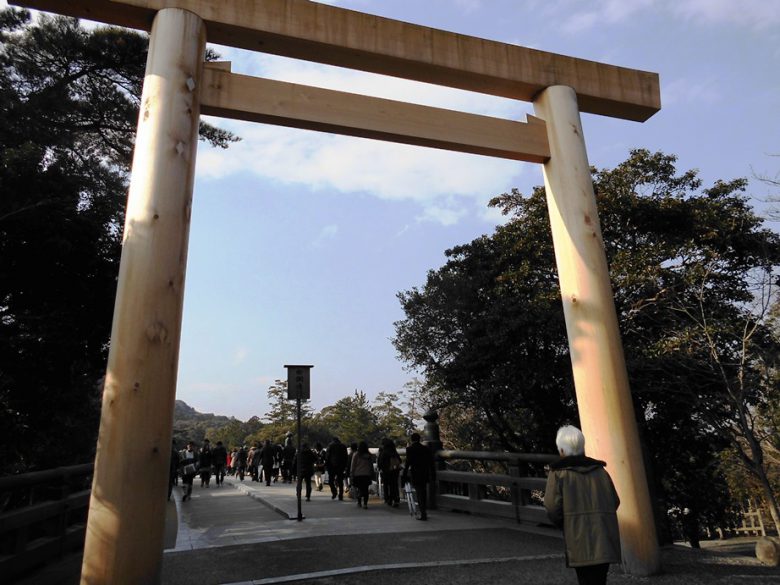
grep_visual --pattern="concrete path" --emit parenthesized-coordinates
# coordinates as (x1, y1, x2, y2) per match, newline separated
(161, 476, 564, 584)
(166, 474, 559, 548)
(20, 477, 780, 584)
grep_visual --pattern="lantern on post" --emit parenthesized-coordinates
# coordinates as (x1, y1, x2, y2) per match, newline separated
(284, 364, 312, 521)
(285, 365, 312, 400)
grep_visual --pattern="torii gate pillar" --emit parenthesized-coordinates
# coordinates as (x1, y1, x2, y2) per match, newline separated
(534, 86, 660, 575)
(80, 8, 205, 585)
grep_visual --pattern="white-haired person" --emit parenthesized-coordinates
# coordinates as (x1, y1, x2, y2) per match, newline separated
(544, 425, 621, 585)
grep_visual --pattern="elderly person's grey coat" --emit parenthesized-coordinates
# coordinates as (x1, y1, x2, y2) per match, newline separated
(544, 455, 622, 568)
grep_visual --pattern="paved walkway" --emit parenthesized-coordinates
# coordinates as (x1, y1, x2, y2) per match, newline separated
(166, 475, 560, 548)
(20, 476, 780, 584)
(161, 476, 564, 584)
(160, 478, 780, 585)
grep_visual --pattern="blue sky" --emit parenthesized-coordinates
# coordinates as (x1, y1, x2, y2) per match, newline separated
(11, 0, 779, 419)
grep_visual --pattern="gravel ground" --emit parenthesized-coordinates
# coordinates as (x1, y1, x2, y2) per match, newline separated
(19, 533, 779, 585)
(292, 540, 780, 585)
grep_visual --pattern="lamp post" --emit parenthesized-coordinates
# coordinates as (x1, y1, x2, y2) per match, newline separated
(284, 364, 312, 522)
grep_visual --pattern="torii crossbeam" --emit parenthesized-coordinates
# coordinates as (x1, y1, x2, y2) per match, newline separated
(11, 2, 661, 584)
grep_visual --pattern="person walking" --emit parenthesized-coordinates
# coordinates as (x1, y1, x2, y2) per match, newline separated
(295, 443, 316, 501)
(544, 425, 621, 585)
(212, 440, 227, 486)
(235, 445, 248, 481)
(282, 436, 296, 484)
(346, 442, 358, 499)
(260, 439, 276, 486)
(248, 443, 260, 482)
(198, 438, 213, 488)
(326, 436, 349, 500)
(272, 442, 283, 483)
(350, 440, 374, 509)
(377, 438, 402, 507)
(313, 442, 326, 491)
(179, 441, 198, 502)
(229, 447, 238, 476)
(402, 433, 435, 520)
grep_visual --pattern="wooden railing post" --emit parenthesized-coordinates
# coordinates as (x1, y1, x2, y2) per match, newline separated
(507, 461, 523, 523)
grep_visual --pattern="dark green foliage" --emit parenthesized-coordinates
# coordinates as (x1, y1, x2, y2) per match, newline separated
(0, 9, 237, 475)
(394, 187, 575, 453)
(314, 390, 380, 446)
(170, 400, 238, 447)
(394, 149, 780, 541)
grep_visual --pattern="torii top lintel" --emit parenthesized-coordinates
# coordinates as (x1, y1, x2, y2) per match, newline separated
(14, 0, 661, 122)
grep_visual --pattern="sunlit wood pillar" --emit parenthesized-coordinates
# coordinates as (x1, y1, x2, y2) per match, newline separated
(80, 9, 205, 585)
(533, 85, 660, 576)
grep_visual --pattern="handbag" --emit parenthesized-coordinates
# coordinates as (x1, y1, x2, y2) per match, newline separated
(183, 463, 197, 475)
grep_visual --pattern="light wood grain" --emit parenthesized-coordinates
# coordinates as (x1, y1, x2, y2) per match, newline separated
(13, 0, 660, 121)
(201, 65, 550, 162)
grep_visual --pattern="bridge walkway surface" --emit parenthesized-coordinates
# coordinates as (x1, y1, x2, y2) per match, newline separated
(160, 477, 780, 585)
(162, 475, 564, 584)
(19, 475, 780, 584)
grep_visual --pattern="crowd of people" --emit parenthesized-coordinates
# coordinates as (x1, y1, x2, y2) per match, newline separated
(168, 433, 436, 519)
(169, 425, 623, 584)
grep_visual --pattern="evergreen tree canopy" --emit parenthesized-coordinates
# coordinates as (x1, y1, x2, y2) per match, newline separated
(0, 9, 237, 474)
(394, 149, 780, 540)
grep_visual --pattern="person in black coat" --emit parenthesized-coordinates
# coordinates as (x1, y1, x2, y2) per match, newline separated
(211, 441, 228, 486)
(260, 439, 276, 486)
(282, 436, 296, 483)
(295, 443, 316, 501)
(325, 436, 349, 500)
(402, 433, 435, 520)
(198, 439, 213, 487)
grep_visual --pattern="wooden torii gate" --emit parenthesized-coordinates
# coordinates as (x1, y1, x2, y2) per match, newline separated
(13, 1, 661, 583)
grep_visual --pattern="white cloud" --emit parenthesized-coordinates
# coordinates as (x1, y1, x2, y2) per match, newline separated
(232, 347, 249, 365)
(670, 0, 780, 31)
(197, 117, 525, 223)
(197, 52, 528, 225)
(394, 224, 412, 238)
(452, 0, 485, 14)
(549, 0, 779, 34)
(252, 375, 276, 387)
(558, 0, 654, 34)
(416, 204, 468, 226)
(239, 52, 524, 118)
(312, 224, 339, 247)
(662, 77, 722, 106)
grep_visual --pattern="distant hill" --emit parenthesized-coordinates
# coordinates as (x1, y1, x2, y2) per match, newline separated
(172, 400, 236, 446)
(173, 399, 233, 424)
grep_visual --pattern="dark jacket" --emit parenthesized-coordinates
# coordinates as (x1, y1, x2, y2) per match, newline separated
(260, 442, 276, 466)
(325, 440, 348, 473)
(296, 447, 316, 477)
(212, 445, 228, 467)
(403, 441, 434, 484)
(544, 455, 621, 567)
(378, 444, 402, 474)
(198, 446, 213, 468)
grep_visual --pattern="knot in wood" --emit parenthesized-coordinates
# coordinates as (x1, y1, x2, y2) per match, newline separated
(145, 321, 169, 343)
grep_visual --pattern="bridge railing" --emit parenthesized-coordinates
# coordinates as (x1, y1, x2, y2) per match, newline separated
(0, 463, 93, 581)
(433, 450, 556, 524)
